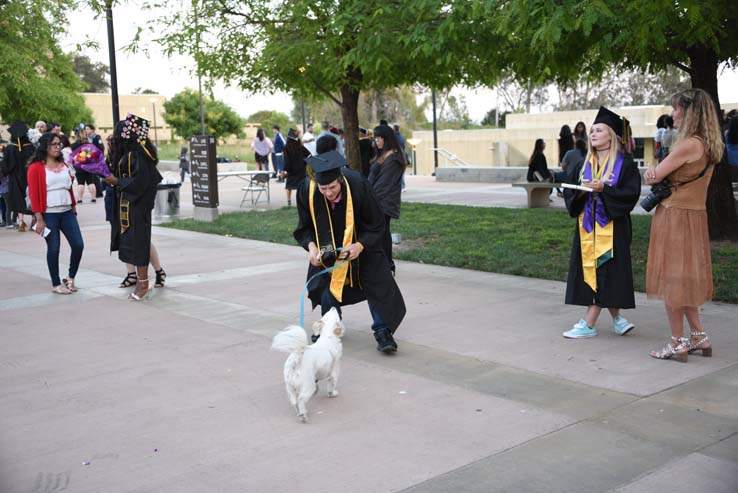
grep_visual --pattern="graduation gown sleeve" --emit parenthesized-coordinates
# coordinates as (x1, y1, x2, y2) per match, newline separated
(116, 152, 162, 208)
(599, 157, 641, 219)
(354, 177, 387, 251)
(563, 161, 587, 218)
(293, 181, 317, 250)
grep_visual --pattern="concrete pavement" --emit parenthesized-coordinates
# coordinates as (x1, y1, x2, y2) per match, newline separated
(1, 177, 737, 492)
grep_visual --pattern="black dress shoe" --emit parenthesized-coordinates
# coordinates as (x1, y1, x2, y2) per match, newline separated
(374, 329, 397, 353)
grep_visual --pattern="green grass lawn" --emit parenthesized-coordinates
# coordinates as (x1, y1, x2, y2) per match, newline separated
(162, 203, 738, 304)
(157, 141, 255, 163)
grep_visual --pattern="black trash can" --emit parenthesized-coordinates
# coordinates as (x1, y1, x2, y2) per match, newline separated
(154, 183, 181, 219)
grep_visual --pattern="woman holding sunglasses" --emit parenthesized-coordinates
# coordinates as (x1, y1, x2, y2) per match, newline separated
(27, 133, 84, 294)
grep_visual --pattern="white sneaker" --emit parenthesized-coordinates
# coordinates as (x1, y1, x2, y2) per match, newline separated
(613, 316, 635, 336)
(563, 319, 598, 338)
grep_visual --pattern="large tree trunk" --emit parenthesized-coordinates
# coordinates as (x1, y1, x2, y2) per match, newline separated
(339, 76, 362, 172)
(687, 47, 738, 240)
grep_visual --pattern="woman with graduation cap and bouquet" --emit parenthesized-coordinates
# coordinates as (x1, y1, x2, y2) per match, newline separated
(644, 88, 723, 362)
(104, 114, 163, 301)
(561, 107, 641, 339)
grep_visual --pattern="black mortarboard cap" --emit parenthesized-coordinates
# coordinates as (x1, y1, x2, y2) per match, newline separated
(8, 121, 29, 141)
(306, 150, 346, 185)
(287, 128, 299, 140)
(593, 106, 631, 144)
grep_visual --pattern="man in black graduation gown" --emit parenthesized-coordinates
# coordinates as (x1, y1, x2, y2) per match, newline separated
(294, 150, 406, 353)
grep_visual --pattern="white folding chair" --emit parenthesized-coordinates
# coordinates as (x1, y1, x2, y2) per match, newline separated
(240, 172, 270, 207)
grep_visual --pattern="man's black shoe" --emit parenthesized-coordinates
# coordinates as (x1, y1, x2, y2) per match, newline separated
(374, 329, 397, 353)
(311, 334, 320, 343)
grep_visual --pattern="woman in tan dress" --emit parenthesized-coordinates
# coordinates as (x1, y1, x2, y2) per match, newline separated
(645, 88, 724, 362)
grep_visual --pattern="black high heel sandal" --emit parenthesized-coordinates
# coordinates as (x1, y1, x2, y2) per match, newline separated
(119, 272, 137, 288)
(155, 268, 166, 288)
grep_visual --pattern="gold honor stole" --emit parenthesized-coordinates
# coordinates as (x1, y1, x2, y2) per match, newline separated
(308, 178, 356, 302)
(118, 153, 132, 234)
(578, 152, 624, 292)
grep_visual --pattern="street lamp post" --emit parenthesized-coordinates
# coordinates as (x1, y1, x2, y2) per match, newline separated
(431, 89, 439, 176)
(150, 99, 159, 147)
(105, 0, 120, 125)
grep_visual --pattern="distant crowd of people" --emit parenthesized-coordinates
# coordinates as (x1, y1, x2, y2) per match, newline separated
(721, 109, 738, 181)
(528, 104, 738, 194)
(250, 120, 410, 206)
(526, 121, 589, 198)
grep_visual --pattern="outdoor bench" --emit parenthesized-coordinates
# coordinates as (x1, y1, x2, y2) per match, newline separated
(511, 182, 558, 208)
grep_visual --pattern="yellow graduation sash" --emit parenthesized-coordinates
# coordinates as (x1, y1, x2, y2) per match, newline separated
(578, 151, 624, 292)
(308, 178, 355, 302)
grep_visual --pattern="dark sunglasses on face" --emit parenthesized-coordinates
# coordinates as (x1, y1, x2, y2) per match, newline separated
(49, 142, 63, 147)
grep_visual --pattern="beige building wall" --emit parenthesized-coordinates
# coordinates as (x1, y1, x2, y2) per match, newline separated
(83, 93, 264, 146)
(82, 93, 171, 141)
(410, 103, 738, 176)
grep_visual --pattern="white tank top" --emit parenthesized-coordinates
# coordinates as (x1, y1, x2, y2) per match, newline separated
(45, 165, 73, 213)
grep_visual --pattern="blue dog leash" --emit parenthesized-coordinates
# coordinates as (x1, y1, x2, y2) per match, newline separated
(299, 247, 348, 328)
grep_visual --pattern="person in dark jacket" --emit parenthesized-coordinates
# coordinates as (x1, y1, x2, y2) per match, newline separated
(4, 122, 34, 231)
(178, 146, 189, 183)
(358, 127, 374, 177)
(527, 138, 552, 182)
(294, 150, 406, 353)
(282, 128, 311, 206)
(558, 124, 575, 163)
(368, 124, 406, 274)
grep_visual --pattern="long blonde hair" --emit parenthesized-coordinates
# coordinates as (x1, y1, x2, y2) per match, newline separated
(671, 88, 724, 163)
(580, 125, 621, 183)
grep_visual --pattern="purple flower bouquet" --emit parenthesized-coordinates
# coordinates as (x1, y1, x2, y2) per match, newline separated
(69, 144, 111, 177)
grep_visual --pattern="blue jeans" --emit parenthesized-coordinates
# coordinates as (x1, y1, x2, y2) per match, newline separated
(272, 153, 284, 173)
(320, 287, 388, 334)
(43, 210, 84, 287)
(0, 193, 7, 224)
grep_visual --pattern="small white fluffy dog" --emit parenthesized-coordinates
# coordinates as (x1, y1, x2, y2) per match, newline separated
(271, 307, 345, 422)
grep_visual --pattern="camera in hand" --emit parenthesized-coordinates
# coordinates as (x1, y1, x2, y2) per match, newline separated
(319, 246, 337, 268)
(640, 181, 672, 212)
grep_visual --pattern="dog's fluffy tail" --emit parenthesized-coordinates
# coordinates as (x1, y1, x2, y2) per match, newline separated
(271, 325, 308, 353)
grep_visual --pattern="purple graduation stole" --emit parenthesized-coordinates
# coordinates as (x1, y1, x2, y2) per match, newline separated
(578, 152, 624, 291)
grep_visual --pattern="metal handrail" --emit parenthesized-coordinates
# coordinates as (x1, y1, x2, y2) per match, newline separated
(431, 147, 473, 167)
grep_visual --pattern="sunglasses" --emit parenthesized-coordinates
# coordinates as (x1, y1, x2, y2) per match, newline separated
(49, 142, 63, 147)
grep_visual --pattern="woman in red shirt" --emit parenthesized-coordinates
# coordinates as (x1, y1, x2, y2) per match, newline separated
(28, 133, 84, 294)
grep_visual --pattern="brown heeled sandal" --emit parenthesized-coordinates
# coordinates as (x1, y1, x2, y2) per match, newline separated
(650, 337, 689, 363)
(128, 279, 150, 301)
(688, 331, 712, 357)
